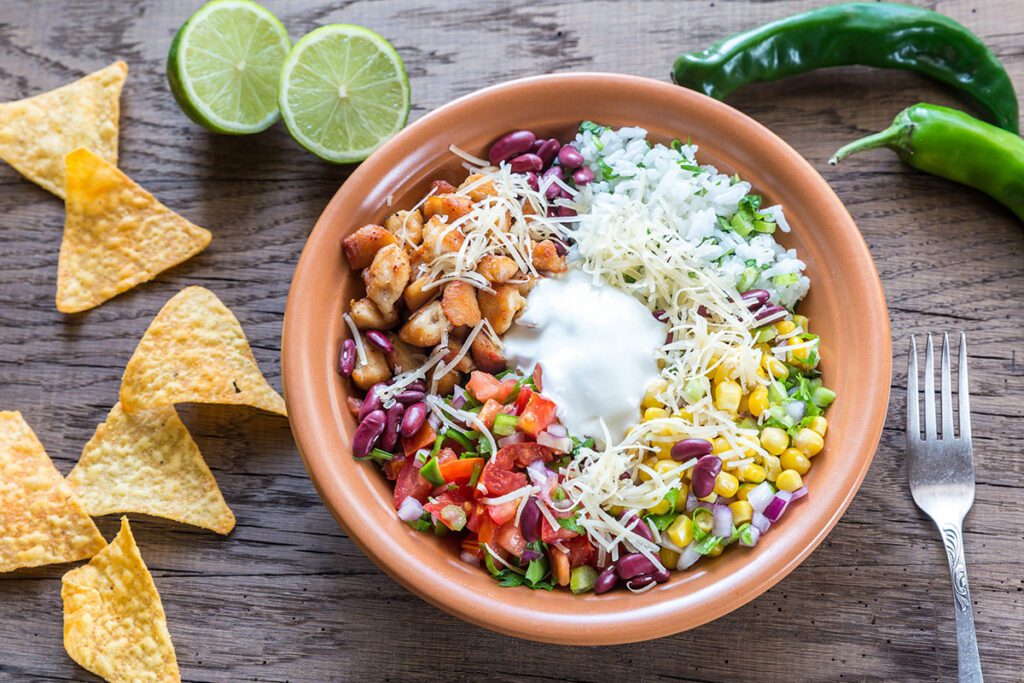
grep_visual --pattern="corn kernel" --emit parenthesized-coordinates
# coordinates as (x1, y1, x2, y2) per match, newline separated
(776, 469, 804, 492)
(792, 314, 809, 331)
(643, 407, 669, 422)
(740, 464, 767, 484)
(715, 380, 742, 413)
(707, 542, 724, 557)
(712, 436, 731, 455)
(713, 361, 735, 385)
(766, 357, 789, 380)
(748, 385, 770, 417)
(763, 454, 782, 481)
(793, 428, 824, 456)
(788, 336, 810, 361)
(656, 444, 675, 460)
(697, 491, 718, 504)
(667, 515, 694, 547)
(672, 410, 693, 421)
(714, 471, 740, 497)
(638, 456, 659, 481)
(760, 427, 789, 455)
(807, 416, 828, 437)
(641, 379, 668, 409)
(608, 505, 625, 517)
(660, 547, 681, 568)
(653, 459, 679, 476)
(729, 500, 753, 525)
(780, 448, 811, 474)
(775, 320, 796, 335)
(737, 483, 757, 501)
(648, 498, 672, 515)
(737, 393, 749, 415)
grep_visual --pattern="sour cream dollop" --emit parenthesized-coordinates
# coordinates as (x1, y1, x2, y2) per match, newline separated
(502, 270, 664, 445)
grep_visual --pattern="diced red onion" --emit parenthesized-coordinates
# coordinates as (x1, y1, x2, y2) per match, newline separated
(537, 431, 572, 453)
(740, 525, 761, 547)
(451, 385, 467, 409)
(784, 400, 806, 422)
(397, 496, 424, 522)
(751, 510, 771, 534)
(427, 413, 441, 431)
(520, 549, 542, 562)
(712, 505, 733, 538)
(684, 489, 700, 513)
(747, 482, 775, 513)
(545, 423, 568, 438)
(676, 542, 702, 570)
(790, 486, 808, 500)
(526, 459, 550, 486)
(763, 490, 793, 523)
(460, 551, 481, 567)
(498, 432, 527, 448)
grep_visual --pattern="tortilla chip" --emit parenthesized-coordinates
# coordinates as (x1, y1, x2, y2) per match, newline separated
(119, 286, 286, 416)
(67, 403, 235, 535)
(56, 147, 212, 313)
(0, 61, 126, 198)
(0, 411, 106, 573)
(62, 517, 180, 682)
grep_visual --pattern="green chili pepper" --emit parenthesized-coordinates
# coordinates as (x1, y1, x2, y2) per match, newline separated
(830, 103, 1024, 222)
(672, 3, 1019, 133)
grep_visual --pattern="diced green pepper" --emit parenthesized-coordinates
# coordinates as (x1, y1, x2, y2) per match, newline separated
(420, 456, 445, 486)
(492, 413, 519, 436)
(570, 566, 599, 594)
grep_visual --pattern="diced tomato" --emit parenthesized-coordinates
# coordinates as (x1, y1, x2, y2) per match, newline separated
(403, 421, 436, 457)
(346, 396, 363, 419)
(486, 499, 519, 525)
(563, 535, 597, 568)
(477, 399, 502, 429)
(467, 371, 517, 403)
(393, 459, 432, 508)
(439, 457, 484, 485)
(497, 522, 526, 557)
(466, 503, 485, 533)
(513, 385, 532, 415)
(478, 448, 527, 497)
(436, 447, 457, 465)
(382, 455, 406, 481)
(477, 515, 498, 546)
(498, 442, 553, 467)
(460, 536, 483, 559)
(532, 364, 543, 392)
(423, 490, 470, 531)
(519, 392, 558, 437)
(540, 514, 578, 543)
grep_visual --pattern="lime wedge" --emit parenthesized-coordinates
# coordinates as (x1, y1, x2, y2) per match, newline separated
(279, 24, 410, 164)
(167, 0, 291, 134)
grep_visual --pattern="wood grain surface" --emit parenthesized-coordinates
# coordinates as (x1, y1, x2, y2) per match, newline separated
(1, 1, 1022, 681)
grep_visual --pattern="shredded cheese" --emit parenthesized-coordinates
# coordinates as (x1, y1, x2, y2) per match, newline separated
(342, 313, 368, 366)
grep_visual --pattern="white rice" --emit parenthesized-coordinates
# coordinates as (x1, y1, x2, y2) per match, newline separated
(571, 124, 809, 310)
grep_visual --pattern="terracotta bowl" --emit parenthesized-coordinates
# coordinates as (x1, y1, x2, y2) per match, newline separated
(282, 73, 891, 645)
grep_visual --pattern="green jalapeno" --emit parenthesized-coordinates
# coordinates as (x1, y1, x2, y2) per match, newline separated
(830, 103, 1024, 222)
(672, 3, 1019, 133)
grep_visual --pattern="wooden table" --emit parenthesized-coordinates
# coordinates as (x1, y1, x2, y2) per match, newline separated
(1, 1, 1021, 680)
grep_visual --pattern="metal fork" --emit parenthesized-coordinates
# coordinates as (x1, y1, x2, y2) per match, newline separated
(906, 332, 982, 682)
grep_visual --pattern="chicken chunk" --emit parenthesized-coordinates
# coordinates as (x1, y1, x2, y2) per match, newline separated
(475, 254, 520, 284)
(531, 239, 567, 273)
(349, 297, 399, 330)
(351, 344, 392, 390)
(441, 281, 481, 327)
(399, 300, 451, 347)
(470, 333, 507, 373)
(477, 284, 526, 334)
(363, 244, 410, 315)
(342, 225, 397, 270)
(384, 209, 424, 247)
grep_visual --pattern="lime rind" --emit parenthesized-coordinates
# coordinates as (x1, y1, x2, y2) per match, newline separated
(168, 0, 291, 134)
(279, 24, 411, 163)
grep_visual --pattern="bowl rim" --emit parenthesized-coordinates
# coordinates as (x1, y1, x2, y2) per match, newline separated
(282, 72, 891, 644)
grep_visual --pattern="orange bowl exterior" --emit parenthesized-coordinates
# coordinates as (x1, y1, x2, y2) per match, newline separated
(282, 73, 891, 645)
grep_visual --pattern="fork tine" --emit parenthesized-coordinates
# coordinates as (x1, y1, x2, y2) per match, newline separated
(959, 331, 972, 443)
(907, 336, 919, 440)
(924, 334, 937, 440)
(941, 332, 954, 439)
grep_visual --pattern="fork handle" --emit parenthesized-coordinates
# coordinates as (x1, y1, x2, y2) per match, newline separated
(938, 521, 983, 682)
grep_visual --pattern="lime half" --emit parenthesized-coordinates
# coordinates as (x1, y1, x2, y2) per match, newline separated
(279, 24, 410, 163)
(168, 0, 291, 134)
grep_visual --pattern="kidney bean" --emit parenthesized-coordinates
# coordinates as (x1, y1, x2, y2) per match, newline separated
(520, 549, 542, 562)
(652, 309, 668, 322)
(509, 153, 543, 173)
(572, 166, 594, 186)
(626, 574, 655, 590)
(697, 305, 712, 318)
(594, 565, 619, 595)
(406, 381, 426, 393)
(652, 567, 671, 583)
(621, 511, 654, 543)
(740, 289, 770, 305)
(358, 383, 385, 421)
(526, 171, 539, 190)
(364, 330, 393, 354)
(542, 166, 564, 199)
(379, 403, 405, 452)
(338, 339, 356, 376)
(616, 553, 658, 580)
(556, 206, 577, 217)
(520, 497, 541, 542)
(530, 139, 544, 153)
(755, 304, 786, 321)
(400, 402, 428, 439)
(536, 138, 560, 167)
(551, 238, 569, 256)
(488, 130, 536, 165)
(690, 455, 723, 498)
(558, 145, 584, 169)
(395, 389, 425, 405)
(352, 410, 386, 458)
(671, 438, 713, 462)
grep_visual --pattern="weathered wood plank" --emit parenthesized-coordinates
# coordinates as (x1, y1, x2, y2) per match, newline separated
(1, 0, 1023, 681)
